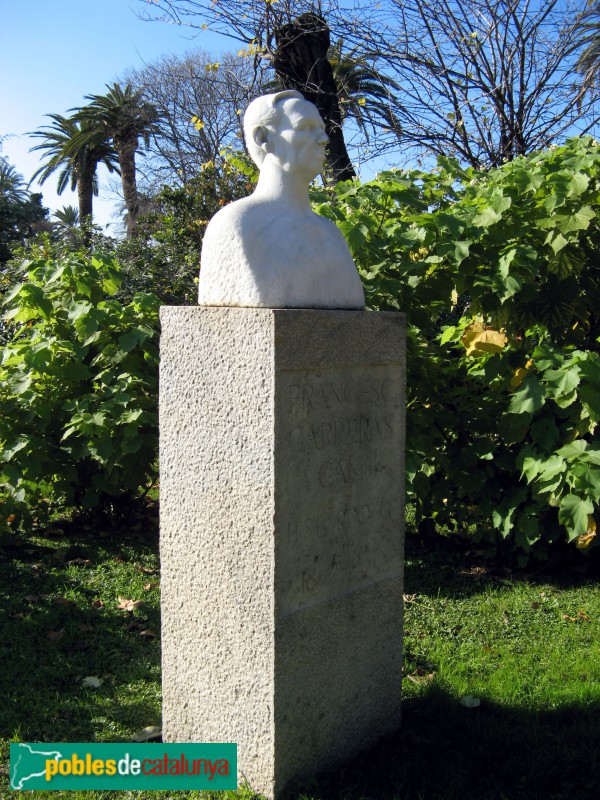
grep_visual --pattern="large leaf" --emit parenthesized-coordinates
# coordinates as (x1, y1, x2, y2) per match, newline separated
(558, 494, 594, 540)
(509, 375, 546, 415)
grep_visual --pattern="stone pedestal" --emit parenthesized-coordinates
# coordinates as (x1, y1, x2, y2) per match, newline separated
(159, 308, 406, 799)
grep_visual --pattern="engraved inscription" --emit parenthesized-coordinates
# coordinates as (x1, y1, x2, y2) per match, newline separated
(288, 414, 395, 452)
(287, 376, 400, 414)
(277, 365, 404, 614)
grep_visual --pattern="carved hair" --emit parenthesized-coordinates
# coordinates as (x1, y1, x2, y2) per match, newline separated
(244, 91, 305, 166)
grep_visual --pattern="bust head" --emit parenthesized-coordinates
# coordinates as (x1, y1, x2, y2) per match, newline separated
(244, 91, 329, 179)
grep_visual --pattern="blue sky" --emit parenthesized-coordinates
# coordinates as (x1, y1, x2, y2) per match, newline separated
(0, 0, 227, 231)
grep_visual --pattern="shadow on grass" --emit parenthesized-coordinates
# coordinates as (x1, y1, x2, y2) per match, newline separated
(0, 515, 161, 743)
(404, 530, 600, 600)
(288, 687, 600, 800)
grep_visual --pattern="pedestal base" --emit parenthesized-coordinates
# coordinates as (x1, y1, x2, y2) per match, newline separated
(159, 308, 406, 798)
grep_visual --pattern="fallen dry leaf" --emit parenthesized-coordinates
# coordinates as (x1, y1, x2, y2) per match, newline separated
(531, 602, 541, 610)
(47, 629, 65, 640)
(143, 582, 159, 592)
(403, 594, 417, 603)
(406, 672, 435, 686)
(139, 629, 158, 638)
(134, 563, 159, 575)
(91, 599, 104, 609)
(31, 563, 45, 572)
(67, 558, 92, 566)
(117, 597, 144, 612)
(460, 566, 488, 580)
(562, 610, 591, 623)
(132, 726, 162, 743)
(23, 594, 40, 603)
(52, 595, 77, 606)
(78, 624, 94, 633)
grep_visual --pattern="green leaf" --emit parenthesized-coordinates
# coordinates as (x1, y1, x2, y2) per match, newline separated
(530, 417, 560, 450)
(472, 206, 502, 227)
(538, 455, 566, 483)
(568, 463, 600, 502)
(519, 450, 546, 482)
(1, 437, 30, 461)
(119, 329, 146, 352)
(558, 493, 594, 540)
(554, 206, 595, 234)
(103, 268, 123, 296)
(492, 488, 527, 538)
(439, 326, 457, 344)
(338, 220, 369, 254)
(557, 440, 588, 461)
(546, 232, 568, 255)
(509, 375, 546, 415)
(498, 249, 516, 278)
(542, 365, 580, 398)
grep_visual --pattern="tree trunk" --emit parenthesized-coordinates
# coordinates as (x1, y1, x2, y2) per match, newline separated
(273, 13, 356, 183)
(77, 168, 94, 247)
(115, 134, 139, 238)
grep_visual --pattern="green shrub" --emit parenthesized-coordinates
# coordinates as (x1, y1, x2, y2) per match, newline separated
(314, 136, 600, 560)
(0, 252, 160, 530)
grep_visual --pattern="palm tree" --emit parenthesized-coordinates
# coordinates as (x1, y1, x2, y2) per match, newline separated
(29, 113, 118, 241)
(327, 40, 399, 141)
(0, 160, 28, 203)
(52, 205, 82, 246)
(576, 2, 600, 95)
(76, 83, 162, 237)
(53, 205, 80, 228)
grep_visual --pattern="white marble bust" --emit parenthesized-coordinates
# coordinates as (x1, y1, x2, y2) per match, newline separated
(197, 91, 365, 309)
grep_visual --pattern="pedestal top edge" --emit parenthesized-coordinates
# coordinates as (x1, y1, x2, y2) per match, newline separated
(159, 306, 406, 322)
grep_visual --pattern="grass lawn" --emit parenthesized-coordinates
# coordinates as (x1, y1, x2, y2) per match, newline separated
(1, 508, 599, 799)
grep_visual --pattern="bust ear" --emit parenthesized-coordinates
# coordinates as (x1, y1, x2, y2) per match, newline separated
(253, 126, 271, 152)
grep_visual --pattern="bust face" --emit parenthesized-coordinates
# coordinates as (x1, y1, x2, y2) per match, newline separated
(268, 98, 329, 178)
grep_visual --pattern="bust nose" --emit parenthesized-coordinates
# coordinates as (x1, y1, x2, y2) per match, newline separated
(318, 130, 329, 146)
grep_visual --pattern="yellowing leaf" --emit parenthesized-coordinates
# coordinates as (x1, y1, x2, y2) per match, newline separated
(575, 515, 597, 550)
(461, 323, 507, 357)
(509, 360, 535, 391)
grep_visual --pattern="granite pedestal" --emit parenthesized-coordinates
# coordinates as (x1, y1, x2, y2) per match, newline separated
(159, 307, 406, 798)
